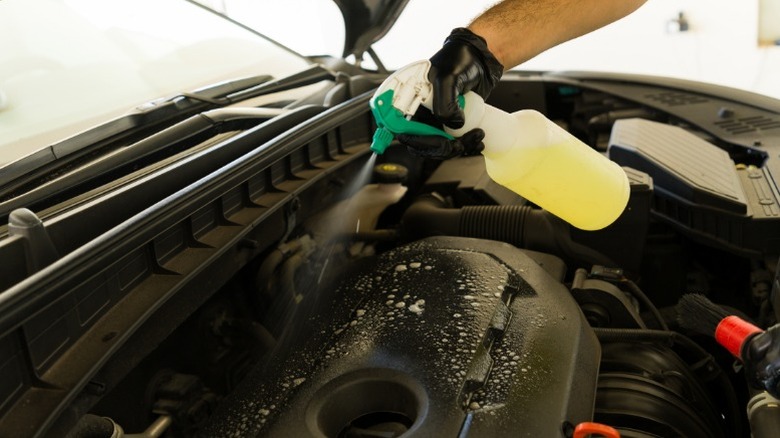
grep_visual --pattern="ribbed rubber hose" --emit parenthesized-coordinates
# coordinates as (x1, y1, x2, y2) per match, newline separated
(593, 327, 742, 436)
(459, 205, 532, 245)
(401, 194, 615, 267)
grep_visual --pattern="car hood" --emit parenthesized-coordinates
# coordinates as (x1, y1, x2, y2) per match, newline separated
(333, 0, 410, 58)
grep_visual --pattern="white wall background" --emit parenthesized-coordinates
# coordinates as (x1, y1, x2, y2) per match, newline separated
(207, 0, 780, 99)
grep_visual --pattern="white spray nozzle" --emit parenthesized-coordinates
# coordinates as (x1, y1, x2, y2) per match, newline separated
(370, 60, 454, 154)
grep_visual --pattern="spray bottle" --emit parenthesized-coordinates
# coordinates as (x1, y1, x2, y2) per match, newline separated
(369, 60, 630, 231)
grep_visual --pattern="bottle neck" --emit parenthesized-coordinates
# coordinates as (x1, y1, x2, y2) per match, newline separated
(444, 92, 485, 138)
(446, 92, 518, 156)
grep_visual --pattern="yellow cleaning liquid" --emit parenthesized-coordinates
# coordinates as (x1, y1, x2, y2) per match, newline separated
(447, 93, 630, 230)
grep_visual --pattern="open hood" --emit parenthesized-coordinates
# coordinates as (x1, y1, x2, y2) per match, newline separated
(333, 0, 410, 59)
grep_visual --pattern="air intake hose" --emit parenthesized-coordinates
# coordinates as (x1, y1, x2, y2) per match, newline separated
(401, 194, 615, 267)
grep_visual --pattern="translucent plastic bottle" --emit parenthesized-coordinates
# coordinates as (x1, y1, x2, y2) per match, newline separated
(446, 92, 630, 230)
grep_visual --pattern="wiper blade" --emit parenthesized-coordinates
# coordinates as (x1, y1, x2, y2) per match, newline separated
(224, 64, 336, 102)
(0, 74, 272, 189)
(132, 64, 336, 116)
(135, 74, 275, 110)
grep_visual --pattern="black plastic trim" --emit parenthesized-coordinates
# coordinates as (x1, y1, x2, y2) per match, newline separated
(0, 91, 375, 437)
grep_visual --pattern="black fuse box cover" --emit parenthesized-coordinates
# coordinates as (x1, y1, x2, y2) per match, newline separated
(608, 118, 780, 256)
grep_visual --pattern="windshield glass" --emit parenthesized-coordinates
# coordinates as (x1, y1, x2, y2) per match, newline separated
(0, 0, 310, 167)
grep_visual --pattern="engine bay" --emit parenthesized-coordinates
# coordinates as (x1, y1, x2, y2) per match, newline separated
(3, 71, 780, 437)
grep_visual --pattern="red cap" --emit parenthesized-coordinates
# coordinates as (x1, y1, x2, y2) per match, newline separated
(715, 315, 762, 358)
(573, 422, 620, 438)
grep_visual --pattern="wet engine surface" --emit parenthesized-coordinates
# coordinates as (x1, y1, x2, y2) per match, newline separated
(203, 237, 600, 437)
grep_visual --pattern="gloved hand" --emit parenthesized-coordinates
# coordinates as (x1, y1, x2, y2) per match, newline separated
(397, 127, 485, 160)
(398, 27, 503, 159)
(427, 27, 504, 129)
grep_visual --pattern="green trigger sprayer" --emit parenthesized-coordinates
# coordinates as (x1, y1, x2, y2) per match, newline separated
(369, 60, 630, 231)
(369, 60, 455, 155)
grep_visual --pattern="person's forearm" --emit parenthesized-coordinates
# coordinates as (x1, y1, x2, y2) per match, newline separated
(468, 0, 647, 69)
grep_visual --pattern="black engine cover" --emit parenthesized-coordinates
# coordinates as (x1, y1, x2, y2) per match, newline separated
(203, 237, 600, 437)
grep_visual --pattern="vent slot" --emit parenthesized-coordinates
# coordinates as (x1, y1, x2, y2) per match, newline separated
(714, 115, 780, 134)
(644, 91, 709, 107)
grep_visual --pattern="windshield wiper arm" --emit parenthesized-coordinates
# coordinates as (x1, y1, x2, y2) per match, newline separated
(136, 74, 274, 110)
(0, 74, 273, 190)
(224, 64, 335, 102)
(0, 65, 334, 194)
(139, 64, 336, 111)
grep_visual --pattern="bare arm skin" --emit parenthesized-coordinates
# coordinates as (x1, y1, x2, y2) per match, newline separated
(468, 0, 647, 69)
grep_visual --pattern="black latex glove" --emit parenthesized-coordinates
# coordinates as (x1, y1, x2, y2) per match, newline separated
(428, 27, 504, 129)
(397, 104, 485, 160)
(397, 128, 485, 160)
(398, 27, 501, 160)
